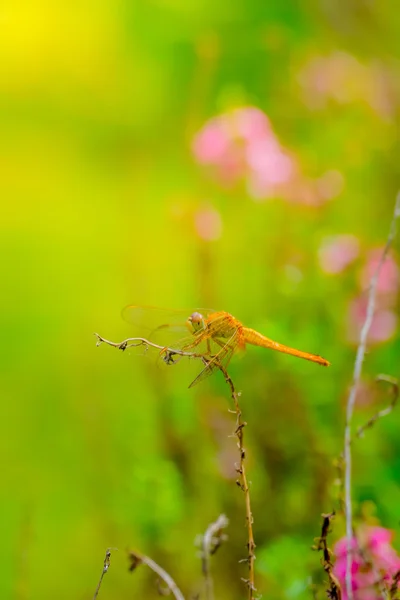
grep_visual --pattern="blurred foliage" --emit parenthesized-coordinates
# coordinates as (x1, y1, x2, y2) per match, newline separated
(1, 1, 400, 599)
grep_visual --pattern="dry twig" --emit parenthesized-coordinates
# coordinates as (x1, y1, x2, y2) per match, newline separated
(96, 332, 256, 597)
(95, 333, 208, 364)
(199, 514, 229, 600)
(218, 364, 257, 599)
(343, 192, 400, 600)
(389, 570, 400, 599)
(92, 548, 114, 600)
(128, 550, 185, 600)
(335, 374, 399, 514)
(312, 512, 342, 600)
(356, 375, 399, 439)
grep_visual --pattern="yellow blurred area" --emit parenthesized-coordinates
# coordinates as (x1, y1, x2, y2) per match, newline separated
(0, 1, 123, 88)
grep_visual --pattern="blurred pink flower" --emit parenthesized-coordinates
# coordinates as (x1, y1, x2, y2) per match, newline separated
(315, 170, 345, 200)
(192, 106, 342, 205)
(318, 235, 360, 274)
(194, 206, 222, 241)
(353, 380, 375, 408)
(347, 297, 397, 344)
(192, 118, 231, 164)
(246, 139, 293, 185)
(298, 51, 397, 120)
(333, 527, 400, 600)
(234, 106, 271, 140)
(361, 250, 399, 296)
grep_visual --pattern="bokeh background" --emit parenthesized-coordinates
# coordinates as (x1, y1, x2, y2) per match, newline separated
(1, 1, 400, 599)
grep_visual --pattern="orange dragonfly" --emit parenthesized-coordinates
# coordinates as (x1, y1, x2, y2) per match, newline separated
(122, 306, 330, 387)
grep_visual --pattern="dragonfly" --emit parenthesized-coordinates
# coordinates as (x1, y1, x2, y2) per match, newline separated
(122, 306, 330, 388)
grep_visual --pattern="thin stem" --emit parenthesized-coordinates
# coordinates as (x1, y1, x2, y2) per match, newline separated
(343, 192, 400, 600)
(94, 333, 205, 360)
(312, 512, 341, 600)
(356, 375, 399, 439)
(128, 551, 185, 600)
(96, 332, 256, 596)
(218, 365, 256, 599)
(200, 514, 229, 600)
(92, 548, 113, 600)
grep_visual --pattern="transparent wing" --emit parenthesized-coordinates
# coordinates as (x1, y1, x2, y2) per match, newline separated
(188, 329, 238, 388)
(121, 305, 217, 346)
(122, 306, 239, 387)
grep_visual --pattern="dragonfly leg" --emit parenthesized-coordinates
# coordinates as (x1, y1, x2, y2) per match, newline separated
(161, 349, 178, 364)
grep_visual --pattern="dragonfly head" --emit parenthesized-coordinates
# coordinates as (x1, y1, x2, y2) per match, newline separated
(188, 311, 206, 333)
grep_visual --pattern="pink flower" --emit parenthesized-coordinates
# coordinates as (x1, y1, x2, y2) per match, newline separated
(192, 118, 231, 164)
(333, 527, 400, 600)
(194, 206, 222, 241)
(315, 170, 345, 200)
(233, 106, 271, 140)
(318, 235, 360, 274)
(343, 248, 399, 345)
(361, 250, 399, 296)
(192, 106, 342, 205)
(246, 139, 293, 185)
(347, 297, 397, 344)
(298, 51, 397, 120)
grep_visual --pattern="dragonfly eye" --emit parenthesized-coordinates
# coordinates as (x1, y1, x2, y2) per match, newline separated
(188, 312, 205, 332)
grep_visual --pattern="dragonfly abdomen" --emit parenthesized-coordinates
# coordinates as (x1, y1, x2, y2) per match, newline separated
(243, 328, 282, 349)
(242, 328, 330, 366)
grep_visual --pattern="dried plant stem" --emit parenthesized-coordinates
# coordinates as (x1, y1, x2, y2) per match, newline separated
(356, 374, 399, 439)
(312, 512, 342, 600)
(389, 570, 400, 599)
(343, 193, 400, 600)
(128, 551, 185, 600)
(200, 514, 229, 600)
(218, 364, 256, 599)
(94, 333, 205, 360)
(92, 548, 113, 600)
(334, 375, 398, 535)
(96, 332, 256, 596)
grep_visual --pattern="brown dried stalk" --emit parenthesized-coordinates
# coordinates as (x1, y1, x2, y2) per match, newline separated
(92, 548, 114, 600)
(312, 512, 342, 600)
(128, 551, 185, 600)
(94, 333, 208, 363)
(96, 333, 256, 597)
(356, 374, 399, 439)
(218, 364, 256, 599)
(199, 514, 229, 600)
(389, 570, 400, 599)
(343, 192, 400, 600)
(335, 374, 399, 515)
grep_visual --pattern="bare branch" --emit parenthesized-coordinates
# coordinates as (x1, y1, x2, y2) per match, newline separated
(312, 512, 342, 600)
(344, 192, 400, 600)
(97, 332, 256, 596)
(95, 332, 206, 361)
(92, 548, 114, 600)
(356, 374, 399, 439)
(334, 374, 398, 536)
(128, 550, 185, 600)
(218, 364, 257, 599)
(389, 570, 400, 599)
(199, 514, 229, 600)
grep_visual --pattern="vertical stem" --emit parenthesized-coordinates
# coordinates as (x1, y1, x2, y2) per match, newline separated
(343, 193, 400, 600)
(201, 514, 229, 600)
(92, 549, 113, 600)
(219, 365, 256, 599)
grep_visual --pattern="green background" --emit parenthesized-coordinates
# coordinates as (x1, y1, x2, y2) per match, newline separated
(1, 1, 399, 598)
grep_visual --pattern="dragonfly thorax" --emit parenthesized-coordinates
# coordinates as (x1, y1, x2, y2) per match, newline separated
(188, 312, 206, 333)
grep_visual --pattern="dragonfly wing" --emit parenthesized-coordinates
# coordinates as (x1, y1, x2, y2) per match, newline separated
(122, 305, 218, 344)
(188, 329, 238, 388)
(121, 306, 239, 386)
